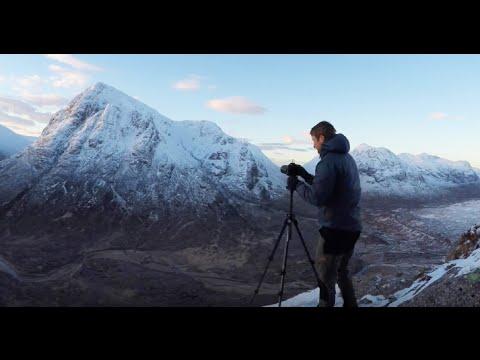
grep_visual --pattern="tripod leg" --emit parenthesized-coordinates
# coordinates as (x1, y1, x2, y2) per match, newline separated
(277, 216, 293, 307)
(249, 217, 289, 305)
(293, 219, 330, 305)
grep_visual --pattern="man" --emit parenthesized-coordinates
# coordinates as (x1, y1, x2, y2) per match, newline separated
(287, 121, 362, 307)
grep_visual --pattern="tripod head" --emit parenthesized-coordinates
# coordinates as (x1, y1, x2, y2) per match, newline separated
(280, 162, 300, 203)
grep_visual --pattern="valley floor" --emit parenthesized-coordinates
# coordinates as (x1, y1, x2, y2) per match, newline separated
(1, 197, 479, 306)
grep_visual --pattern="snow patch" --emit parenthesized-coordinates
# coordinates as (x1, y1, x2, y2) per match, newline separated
(266, 285, 344, 307)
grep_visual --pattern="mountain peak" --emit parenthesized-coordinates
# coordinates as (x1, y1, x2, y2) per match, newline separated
(352, 143, 394, 155)
(84, 81, 122, 95)
(354, 143, 373, 151)
(86, 81, 108, 92)
(59, 82, 172, 131)
(74, 82, 142, 108)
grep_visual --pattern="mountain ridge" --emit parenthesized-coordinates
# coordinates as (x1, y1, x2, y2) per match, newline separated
(303, 142, 480, 199)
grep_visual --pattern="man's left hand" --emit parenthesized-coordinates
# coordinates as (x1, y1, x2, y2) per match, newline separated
(286, 176, 299, 191)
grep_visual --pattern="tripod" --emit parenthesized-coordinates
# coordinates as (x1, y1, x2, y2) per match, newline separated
(250, 175, 329, 307)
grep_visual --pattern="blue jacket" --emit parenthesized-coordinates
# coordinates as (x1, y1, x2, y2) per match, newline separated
(295, 133, 362, 232)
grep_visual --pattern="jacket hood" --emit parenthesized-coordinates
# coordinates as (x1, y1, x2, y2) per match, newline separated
(320, 133, 350, 158)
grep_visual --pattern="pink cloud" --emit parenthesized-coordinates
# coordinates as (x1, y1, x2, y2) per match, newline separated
(173, 76, 201, 91)
(206, 96, 266, 115)
(429, 112, 448, 120)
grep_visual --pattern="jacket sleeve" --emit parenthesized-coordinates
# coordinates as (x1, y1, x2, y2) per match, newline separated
(295, 159, 336, 207)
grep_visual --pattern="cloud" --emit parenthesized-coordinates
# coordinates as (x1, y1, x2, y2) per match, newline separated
(0, 97, 37, 116)
(49, 64, 89, 88)
(255, 142, 310, 152)
(0, 121, 40, 137)
(206, 96, 266, 115)
(0, 75, 5, 83)
(44, 54, 102, 71)
(254, 134, 313, 153)
(0, 97, 51, 123)
(42, 54, 99, 89)
(173, 75, 202, 91)
(20, 92, 68, 107)
(429, 112, 449, 120)
(0, 111, 37, 127)
(428, 112, 464, 121)
(11, 74, 67, 107)
(430, 112, 448, 120)
(15, 75, 45, 90)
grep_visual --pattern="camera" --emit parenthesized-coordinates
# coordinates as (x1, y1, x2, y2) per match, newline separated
(280, 162, 300, 176)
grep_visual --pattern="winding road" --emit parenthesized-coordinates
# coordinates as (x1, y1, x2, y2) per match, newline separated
(0, 253, 84, 283)
(0, 255, 19, 280)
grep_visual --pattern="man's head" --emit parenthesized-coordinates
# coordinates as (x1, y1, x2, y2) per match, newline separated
(310, 121, 336, 153)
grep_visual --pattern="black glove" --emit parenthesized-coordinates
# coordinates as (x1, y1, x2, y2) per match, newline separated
(286, 176, 299, 191)
(289, 164, 314, 185)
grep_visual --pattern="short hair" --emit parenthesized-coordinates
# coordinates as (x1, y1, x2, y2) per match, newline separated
(310, 121, 336, 141)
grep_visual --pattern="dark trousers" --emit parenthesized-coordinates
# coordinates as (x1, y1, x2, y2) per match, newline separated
(315, 231, 358, 307)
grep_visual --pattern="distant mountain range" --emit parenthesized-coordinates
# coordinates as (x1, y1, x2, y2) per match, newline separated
(3, 91, 478, 203)
(0, 124, 36, 161)
(304, 143, 480, 200)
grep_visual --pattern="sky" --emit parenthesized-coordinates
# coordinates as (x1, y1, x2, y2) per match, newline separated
(0, 54, 479, 167)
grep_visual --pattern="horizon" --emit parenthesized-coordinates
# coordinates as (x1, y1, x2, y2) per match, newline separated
(1, 55, 479, 167)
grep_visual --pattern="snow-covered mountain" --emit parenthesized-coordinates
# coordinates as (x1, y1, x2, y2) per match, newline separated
(304, 143, 480, 199)
(0, 82, 285, 219)
(0, 124, 36, 161)
(475, 167, 480, 178)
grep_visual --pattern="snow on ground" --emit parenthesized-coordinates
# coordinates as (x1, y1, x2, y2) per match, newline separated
(266, 285, 344, 307)
(266, 285, 390, 307)
(359, 294, 390, 307)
